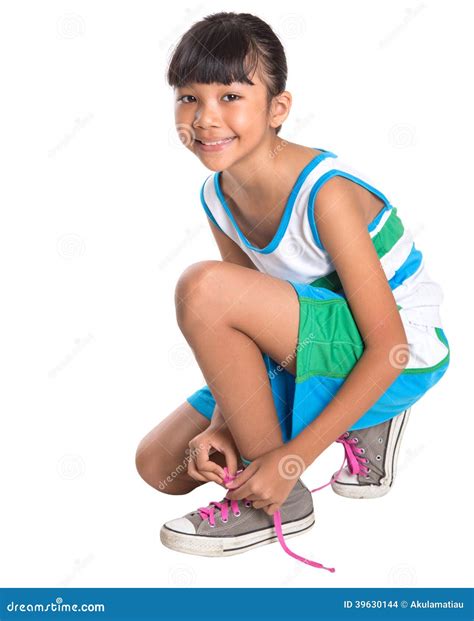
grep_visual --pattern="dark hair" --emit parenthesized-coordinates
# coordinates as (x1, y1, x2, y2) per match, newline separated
(166, 12, 288, 134)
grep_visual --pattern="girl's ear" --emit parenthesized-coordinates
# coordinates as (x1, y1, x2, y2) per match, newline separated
(269, 91, 292, 130)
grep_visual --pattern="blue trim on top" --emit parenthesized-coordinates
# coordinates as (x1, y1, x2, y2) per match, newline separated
(367, 203, 391, 232)
(388, 243, 423, 290)
(200, 175, 225, 233)
(214, 148, 338, 254)
(307, 170, 392, 252)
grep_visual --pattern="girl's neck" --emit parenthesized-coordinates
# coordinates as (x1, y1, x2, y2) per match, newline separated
(220, 138, 319, 215)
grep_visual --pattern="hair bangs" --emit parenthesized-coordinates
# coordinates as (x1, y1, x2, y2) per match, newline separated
(167, 23, 260, 88)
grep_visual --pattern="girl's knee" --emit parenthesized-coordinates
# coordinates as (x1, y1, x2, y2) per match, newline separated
(134, 440, 199, 495)
(174, 261, 222, 327)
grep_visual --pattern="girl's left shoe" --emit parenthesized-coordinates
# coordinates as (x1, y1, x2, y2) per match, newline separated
(331, 408, 412, 499)
(160, 478, 315, 558)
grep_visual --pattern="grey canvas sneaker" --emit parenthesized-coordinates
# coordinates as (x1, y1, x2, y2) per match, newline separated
(160, 478, 315, 557)
(331, 408, 411, 499)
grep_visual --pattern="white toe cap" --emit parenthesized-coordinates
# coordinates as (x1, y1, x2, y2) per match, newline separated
(164, 517, 196, 534)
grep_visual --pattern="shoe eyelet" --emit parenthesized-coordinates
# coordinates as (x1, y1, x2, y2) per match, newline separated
(376, 455, 382, 461)
(364, 458, 369, 463)
(209, 523, 215, 528)
(378, 437, 383, 443)
(353, 437, 359, 443)
(221, 518, 228, 523)
(344, 432, 350, 438)
(359, 448, 365, 454)
(234, 511, 241, 517)
(244, 501, 251, 507)
(365, 475, 371, 479)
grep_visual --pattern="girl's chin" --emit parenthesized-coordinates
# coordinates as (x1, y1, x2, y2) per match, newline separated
(194, 147, 240, 171)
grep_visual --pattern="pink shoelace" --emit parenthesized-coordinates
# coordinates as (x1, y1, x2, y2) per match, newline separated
(197, 430, 366, 572)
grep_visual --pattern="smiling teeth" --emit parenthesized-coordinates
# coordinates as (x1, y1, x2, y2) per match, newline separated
(199, 137, 234, 145)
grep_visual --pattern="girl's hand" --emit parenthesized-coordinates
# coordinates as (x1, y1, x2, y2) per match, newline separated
(224, 446, 306, 515)
(187, 422, 240, 486)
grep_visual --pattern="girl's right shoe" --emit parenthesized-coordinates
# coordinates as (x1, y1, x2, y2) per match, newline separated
(331, 408, 412, 499)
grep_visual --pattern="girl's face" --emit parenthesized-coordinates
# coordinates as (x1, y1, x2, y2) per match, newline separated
(174, 71, 281, 171)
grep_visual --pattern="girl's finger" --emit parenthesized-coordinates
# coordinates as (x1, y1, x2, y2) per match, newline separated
(224, 462, 257, 491)
(225, 472, 259, 500)
(250, 498, 272, 510)
(195, 444, 225, 479)
(220, 446, 239, 478)
(263, 503, 280, 516)
(187, 457, 207, 482)
(197, 466, 224, 485)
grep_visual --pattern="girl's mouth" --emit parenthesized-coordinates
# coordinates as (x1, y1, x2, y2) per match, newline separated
(195, 136, 237, 152)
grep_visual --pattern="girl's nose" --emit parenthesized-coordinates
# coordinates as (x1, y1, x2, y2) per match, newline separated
(193, 104, 221, 129)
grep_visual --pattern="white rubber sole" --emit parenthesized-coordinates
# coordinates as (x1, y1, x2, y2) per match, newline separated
(331, 408, 411, 499)
(160, 511, 315, 557)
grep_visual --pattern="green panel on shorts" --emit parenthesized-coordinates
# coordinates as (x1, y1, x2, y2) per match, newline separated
(296, 297, 365, 381)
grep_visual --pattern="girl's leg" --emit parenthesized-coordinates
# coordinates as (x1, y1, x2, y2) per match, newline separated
(135, 400, 228, 494)
(175, 260, 300, 462)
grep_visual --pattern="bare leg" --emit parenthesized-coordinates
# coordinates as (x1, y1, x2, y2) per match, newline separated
(135, 400, 234, 494)
(175, 260, 300, 462)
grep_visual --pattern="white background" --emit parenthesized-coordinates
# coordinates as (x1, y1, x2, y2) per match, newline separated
(0, 0, 472, 588)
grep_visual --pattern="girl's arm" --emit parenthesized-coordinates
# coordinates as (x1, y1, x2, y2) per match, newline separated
(207, 219, 258, 270)
(291, 176, 410, 467)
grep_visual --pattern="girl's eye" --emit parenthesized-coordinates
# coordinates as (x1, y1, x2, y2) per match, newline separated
(222, 94, 240, 102)
(178, 95, 196, 103)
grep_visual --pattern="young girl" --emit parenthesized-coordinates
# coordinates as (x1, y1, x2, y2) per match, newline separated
(135, 11, 450, 570)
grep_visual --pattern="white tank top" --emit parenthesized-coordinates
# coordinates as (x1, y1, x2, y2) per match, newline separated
(199, 147, 445, 330)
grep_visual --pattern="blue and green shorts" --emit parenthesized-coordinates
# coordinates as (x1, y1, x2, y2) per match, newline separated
(186, 281, 451, 443)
